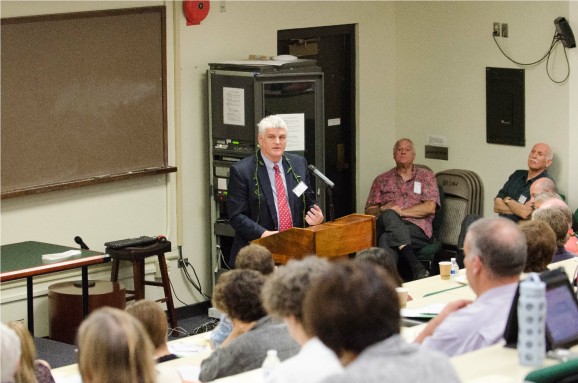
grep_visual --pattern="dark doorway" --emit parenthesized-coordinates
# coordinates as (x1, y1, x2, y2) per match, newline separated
(278, 24, 356, 219)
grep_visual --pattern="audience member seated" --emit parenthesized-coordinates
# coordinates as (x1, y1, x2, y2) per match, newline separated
(537, 198, 578, 255)
(494, 143, 553, 222)
(210, 244, 275, 349)
(533, 191, 563, 209)
(354, 247, 404, 286)
(261, 257, 343, 383)
(528, 177, 556, 208)
(533, 205, 576, 262)
(125, 300, 177, 363)
(199, 270, 299, 382)
(414, 217, 527, 356)
(1, 323, 21, 383)
(7, 321, 55, 383)
(519, 220, 557, 273)
(302, 261, 459, 383)
(364, 138, 439, 280)
(77, 307, 156, 383)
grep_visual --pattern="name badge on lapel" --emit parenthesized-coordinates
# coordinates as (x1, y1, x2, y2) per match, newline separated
(293, 181, 308, 197)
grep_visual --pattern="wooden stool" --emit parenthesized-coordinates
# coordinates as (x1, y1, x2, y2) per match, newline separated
(106, 240, 177, 329)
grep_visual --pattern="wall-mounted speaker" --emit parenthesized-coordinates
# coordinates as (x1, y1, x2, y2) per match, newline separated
(554, 17, 576, 48)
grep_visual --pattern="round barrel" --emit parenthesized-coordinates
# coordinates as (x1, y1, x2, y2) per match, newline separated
(48, 281, 125, 344)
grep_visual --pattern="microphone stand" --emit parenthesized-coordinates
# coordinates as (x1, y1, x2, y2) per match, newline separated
(326, 186, 335, 222)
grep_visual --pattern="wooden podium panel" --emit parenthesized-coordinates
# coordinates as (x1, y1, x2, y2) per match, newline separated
(253, 214, 375, 264)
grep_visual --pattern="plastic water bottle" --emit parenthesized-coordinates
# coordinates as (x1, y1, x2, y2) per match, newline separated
(450, 258, 459, 280)
(518, 273, 546, 367)
(262, 349, 281, 379)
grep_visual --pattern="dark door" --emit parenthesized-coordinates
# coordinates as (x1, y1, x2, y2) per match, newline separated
(278, 24, 356, 220)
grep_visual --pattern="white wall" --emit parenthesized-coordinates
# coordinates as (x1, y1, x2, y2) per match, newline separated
(1, 1, 575, 335)
(395, 1, 574, 217)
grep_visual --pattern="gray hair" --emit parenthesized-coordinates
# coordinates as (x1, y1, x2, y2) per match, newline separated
(466, 217, 527, 278)
(534, 191, 562, 205)
(262, 256, 330, 323)
(392, 138, 414, 154)
(258, 115, 288, 136)
(533, 206, 572, 246)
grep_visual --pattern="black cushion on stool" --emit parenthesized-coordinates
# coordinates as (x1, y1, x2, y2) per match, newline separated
(107, 240, 177, 331)
(106, 240, 172, 260)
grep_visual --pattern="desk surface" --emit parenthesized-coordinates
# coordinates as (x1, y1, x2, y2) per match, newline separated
(51, 258, 578, 383)
(451, 342, 578, 383)
(0, 241, 109, 282)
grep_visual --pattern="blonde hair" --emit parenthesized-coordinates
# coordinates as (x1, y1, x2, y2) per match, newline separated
(7, 321, 33, 383)
(126, 300, 168, 350)
(77, 307, 156, 383)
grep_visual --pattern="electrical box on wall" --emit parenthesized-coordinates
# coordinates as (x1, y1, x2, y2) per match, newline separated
(486, 67, 525, 147)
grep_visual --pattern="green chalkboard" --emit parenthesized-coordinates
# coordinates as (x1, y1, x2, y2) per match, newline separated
(1, 6, 176, 199)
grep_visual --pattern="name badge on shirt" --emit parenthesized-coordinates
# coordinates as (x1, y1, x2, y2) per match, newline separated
(293, 181, 308, 197)
(414, 181, 422, 195)
(518, 195, 527, 204)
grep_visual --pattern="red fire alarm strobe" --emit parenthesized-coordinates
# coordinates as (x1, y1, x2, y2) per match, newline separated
(183, 1, 210, 26)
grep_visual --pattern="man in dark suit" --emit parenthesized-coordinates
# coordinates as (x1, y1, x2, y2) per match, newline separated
(227, 115, 324, 267)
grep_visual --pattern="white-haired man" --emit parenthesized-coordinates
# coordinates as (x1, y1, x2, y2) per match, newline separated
(494, 143, 553, 222)
(227, 115, 324, 267)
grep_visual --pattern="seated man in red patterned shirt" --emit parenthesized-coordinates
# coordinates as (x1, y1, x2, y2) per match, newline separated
(365, 138, 440, 280)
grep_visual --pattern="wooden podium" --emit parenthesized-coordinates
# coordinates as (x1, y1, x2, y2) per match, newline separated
(252, 214, 376, 264)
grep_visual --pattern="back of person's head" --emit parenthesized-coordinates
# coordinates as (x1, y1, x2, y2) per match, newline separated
(1, 323, 21, 383)
(537, 200, 573, 225)
(212, 269, 266, 322)
(77, 307, 156, 383)
(125, 300, 168, 351)
(236, 244, 275, 275)
(261, 257, 330, 325)
(519, 220, 556, 272)
(533, 206, 571, 246)
(534, 192, 563, 209)
(258, 115, 287, 135)
(354, 247, 403, 287)
(533, 178, 556, 194)
(7, 321, 37, 383)
(302, 261, 400, 356)
(466, 217, 527, 278)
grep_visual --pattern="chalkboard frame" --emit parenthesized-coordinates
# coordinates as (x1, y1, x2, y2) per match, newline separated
(1, 6, 176, 199)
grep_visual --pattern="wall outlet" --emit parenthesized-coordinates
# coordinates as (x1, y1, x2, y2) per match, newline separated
(178, 258, 188, 268)
(501, 23, 508, 38)
(493, 22, 501, 37)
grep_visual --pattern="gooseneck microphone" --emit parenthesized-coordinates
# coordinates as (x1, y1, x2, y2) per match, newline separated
(308, 165, 335, 188)
(74, 236, 89, 250)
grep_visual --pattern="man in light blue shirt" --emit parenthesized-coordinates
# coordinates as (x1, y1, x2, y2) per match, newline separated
(414, 217, 527, 356)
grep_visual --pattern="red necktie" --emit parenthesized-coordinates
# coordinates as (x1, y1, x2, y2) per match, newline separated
(274, 164, 293, 231)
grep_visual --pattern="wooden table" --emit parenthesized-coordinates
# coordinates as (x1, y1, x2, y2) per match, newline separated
(0, 241, 109, 334)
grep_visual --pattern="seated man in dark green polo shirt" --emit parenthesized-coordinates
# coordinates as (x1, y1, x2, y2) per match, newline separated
(494, 143, 553, 222)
